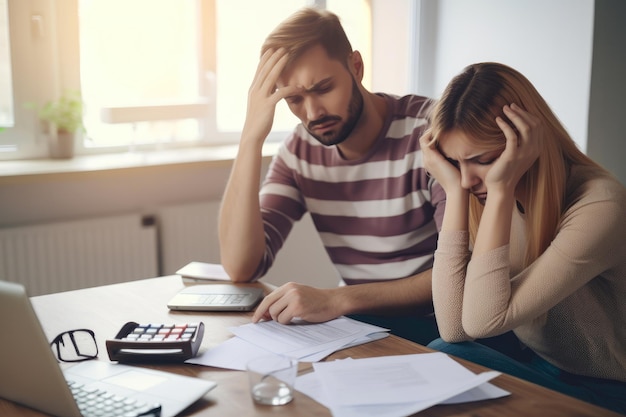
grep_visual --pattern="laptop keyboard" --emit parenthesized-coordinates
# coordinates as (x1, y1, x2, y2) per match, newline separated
(67, 380, 162, 417)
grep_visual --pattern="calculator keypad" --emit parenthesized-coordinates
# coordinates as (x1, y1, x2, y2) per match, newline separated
(107, 321, 204, 362)
(122, 323, 199, 342)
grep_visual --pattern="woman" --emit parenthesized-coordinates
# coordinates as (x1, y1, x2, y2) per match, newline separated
(420, 62, 626, 413)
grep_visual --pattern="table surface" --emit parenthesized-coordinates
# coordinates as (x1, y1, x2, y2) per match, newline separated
(1, 276, 621, 417)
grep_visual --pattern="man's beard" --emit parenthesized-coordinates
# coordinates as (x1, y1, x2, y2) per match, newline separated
(305, 78, 364, 147)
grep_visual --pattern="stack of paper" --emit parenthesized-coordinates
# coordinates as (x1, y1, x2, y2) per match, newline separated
(176, 262, 231, 283)
(186, 317, 509, 415)
(186, 316, 390, 370)
(296, 353, 509, 417)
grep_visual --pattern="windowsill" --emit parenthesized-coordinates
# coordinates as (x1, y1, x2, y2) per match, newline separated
(0, 142, 279, 183)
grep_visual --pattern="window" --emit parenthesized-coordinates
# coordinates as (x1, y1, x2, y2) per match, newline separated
(79, 0, 208, 149)
(1, 0, 372, 160)
(216, 0, 372, 133)
(0, 0, 12, 132)
(0, 0, 13, 151)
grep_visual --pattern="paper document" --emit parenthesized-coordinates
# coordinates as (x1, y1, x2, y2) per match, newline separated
(440, 382, 509, 404)
(296, 353, 509, 417)
(176, 262, 230, 282)
(187, 337, 271, 371)
(229, 317, 389, 360)
(296, 372, 506, 417)
(186, 317, 389, 370)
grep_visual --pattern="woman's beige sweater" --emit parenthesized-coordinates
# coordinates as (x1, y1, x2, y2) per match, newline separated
(432, 166, 626, 381)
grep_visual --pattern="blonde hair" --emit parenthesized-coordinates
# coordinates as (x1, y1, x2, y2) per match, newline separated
(261, 8, 353, 67)
(430, 62, 606, 267)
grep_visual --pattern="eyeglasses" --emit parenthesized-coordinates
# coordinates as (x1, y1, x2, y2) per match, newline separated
(50, 329, 98, 363)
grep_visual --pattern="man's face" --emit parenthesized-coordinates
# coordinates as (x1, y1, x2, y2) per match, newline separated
(277, 45, 364, 146)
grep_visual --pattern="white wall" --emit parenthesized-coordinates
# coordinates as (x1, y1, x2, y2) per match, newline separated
(586, 0, 626, 185)
(413, 0, 595, 152)
(0, 160, 339, 289)
(370, 1, 415, 96)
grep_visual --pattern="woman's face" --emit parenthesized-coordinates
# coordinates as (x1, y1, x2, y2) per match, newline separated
(437, 129, 504, 205)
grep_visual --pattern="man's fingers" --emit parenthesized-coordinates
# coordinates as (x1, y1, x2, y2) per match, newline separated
(254, 48, 283, 82)
(262, 50, 290, 93)
(273, 303, 297, 324)
(251, 290, 278, 322)
(252, 48, 289, 96)
(251, 306, 267, 323)
(251, 309, 271, 323)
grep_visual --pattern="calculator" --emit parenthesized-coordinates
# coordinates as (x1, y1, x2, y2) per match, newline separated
(106, 321, 204, 363)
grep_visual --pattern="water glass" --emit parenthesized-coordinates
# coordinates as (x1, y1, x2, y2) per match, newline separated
(247, 354, 298, 405)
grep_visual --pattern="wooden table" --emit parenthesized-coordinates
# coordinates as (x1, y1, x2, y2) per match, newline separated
(0, 276, 621, 417)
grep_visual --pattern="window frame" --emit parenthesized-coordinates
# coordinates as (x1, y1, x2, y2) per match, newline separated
(2, 0, 412, 162)
(3, 0, 81, 160)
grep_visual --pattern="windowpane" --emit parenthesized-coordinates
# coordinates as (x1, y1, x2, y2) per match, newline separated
(215, 0, 306, 132)
(79, 0, 203, 148)
(215, 0, 372, 133)
(0, 0, 13, 129)
(77, 0, 371, 150)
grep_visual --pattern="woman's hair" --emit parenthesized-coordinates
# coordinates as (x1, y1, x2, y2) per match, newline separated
(429, 62, 606, 267)
(261, 8, 353, 68)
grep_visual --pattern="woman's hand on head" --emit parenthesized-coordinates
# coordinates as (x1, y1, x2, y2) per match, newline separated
(488, 104, 542, 193)
(419, 131, 463, 194)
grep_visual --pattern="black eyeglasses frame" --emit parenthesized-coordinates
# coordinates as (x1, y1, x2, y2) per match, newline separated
(50, 328, 99, 363)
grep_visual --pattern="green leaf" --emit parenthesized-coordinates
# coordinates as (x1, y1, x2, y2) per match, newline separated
(30, 90, 84, 134)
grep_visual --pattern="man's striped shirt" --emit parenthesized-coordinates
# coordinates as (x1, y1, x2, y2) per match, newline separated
(254, 93, 446, 285)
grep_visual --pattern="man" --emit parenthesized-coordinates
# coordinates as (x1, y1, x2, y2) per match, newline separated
(218, 8, 445, 345)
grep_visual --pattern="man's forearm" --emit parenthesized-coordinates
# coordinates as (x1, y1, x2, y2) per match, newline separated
(333, 269, 434, 317)
(218, 143, 267, 282)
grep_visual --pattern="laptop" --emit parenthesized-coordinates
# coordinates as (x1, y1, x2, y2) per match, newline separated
(167, 284, 264, 312)
(0, 280, 216, 417)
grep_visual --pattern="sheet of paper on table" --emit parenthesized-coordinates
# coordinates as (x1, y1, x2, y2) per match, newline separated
(186, 317, 509, 415)
(296, 353, 509, 417)
(186, 316, 390, 370)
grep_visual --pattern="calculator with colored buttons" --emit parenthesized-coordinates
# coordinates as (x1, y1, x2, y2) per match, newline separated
(106, 321, 204, 363)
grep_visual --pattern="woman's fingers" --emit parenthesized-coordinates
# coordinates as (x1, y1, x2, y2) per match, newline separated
(488, 104, 542, 190)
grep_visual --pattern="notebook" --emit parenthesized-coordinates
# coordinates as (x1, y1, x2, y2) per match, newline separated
(167, 284, 264, 312)
(176, 262, 230, 283)
(0, 280, 216, 417)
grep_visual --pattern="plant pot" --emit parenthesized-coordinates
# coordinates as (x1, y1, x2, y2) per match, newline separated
(49, 131, 75, 159)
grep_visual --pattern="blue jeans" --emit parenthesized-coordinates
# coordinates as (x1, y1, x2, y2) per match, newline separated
(428, 337, 626, 414)
(348, 313, 440, 346)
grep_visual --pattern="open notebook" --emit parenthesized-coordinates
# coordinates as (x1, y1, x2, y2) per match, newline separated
(0, 280, 216, 417)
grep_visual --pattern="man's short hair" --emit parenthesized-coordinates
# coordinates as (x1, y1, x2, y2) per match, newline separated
(261, 8, 353, 67)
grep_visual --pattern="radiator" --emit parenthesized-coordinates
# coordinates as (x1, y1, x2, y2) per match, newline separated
(0, 214, 158, 296)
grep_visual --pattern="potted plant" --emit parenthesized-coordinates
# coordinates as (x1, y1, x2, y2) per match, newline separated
(32, 90, 84, 159)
